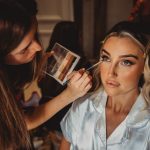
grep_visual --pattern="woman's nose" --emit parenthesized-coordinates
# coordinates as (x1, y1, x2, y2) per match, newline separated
(108, 64, 118, 77)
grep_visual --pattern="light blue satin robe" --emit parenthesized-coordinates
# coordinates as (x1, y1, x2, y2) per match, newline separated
(61, 89, 150, 150)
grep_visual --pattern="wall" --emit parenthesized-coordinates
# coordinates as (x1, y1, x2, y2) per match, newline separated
(106, 0, 132, 31)
(36, 0, 74, 50)
(82, 0, 133, 60)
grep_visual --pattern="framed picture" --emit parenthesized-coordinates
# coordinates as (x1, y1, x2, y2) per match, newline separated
(45, 43, 80, 85)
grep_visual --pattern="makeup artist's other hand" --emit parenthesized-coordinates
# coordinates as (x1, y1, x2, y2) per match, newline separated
(41, 51, 54, 67)
(44, 51, 54, 58)
(65, 69, 92, 101)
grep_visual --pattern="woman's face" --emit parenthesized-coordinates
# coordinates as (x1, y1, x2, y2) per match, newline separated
(100, 36, 145, 96)
(5, 26, 42, 65)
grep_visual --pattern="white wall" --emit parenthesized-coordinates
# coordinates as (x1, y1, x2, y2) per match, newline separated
(36, 0, 74, 50)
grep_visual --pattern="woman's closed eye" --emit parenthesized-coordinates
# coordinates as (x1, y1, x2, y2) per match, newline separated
(18, 48, 28, 54)
(17, 40, 33, 55)
(17, 48, 28, 55)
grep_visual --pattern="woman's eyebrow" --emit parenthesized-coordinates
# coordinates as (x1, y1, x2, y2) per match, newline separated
(119, 54, 139, 59)
(101, 49, 110, 55)
(101, 49, 139, 60)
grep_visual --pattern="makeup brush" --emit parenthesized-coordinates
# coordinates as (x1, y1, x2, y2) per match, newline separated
(86, 60, 102, 71)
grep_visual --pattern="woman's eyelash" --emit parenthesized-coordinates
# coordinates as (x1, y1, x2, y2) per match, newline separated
(19, 49, 27, 54)
(19, 48, 29, 54)
(121, 60, 135, 66)
(99, 54, 136, 66)
(99, 55, 135, 66)
(100, 54, 110, 61)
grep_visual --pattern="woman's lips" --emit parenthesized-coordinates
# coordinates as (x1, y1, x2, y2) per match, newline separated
(106, 80, 120, 88)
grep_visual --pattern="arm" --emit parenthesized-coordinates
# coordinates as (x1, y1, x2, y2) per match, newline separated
(60, 137, 70, 150)
(24, 71, 92, 130)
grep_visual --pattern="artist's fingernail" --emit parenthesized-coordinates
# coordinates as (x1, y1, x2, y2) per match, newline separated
(79, 68, 85, 74)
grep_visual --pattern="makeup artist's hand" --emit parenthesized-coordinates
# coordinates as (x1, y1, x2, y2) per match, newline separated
(38, 51, 54, 81)
(40, 51, 54, 68)
(65, 69, 92, 101)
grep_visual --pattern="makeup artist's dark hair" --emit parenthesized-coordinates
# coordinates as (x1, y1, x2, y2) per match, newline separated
(0, 0, 43, 149)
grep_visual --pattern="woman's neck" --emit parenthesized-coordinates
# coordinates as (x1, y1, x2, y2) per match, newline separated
(106, 88, 139, 114)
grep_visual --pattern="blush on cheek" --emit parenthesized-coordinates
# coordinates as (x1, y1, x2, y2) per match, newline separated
(121, 72, 140, 88)
(99, 65, 104, 73)
(100, 66, 107, 77)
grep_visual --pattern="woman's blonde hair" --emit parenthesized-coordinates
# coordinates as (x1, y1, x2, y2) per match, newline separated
(143, 41, 150, 105)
